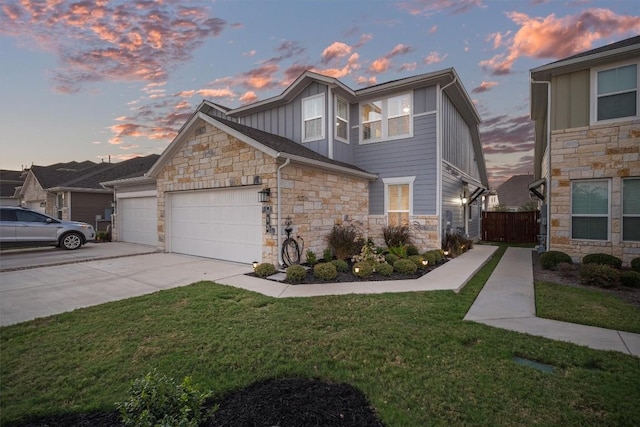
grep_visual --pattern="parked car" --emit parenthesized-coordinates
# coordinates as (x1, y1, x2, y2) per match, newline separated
(0, 206, 95, 250)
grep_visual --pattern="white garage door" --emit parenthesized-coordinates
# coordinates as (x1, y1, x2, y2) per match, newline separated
(118, 197, 158, 246)
(169, 187, 262, 264)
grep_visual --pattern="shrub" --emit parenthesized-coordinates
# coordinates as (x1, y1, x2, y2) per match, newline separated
(539, 251, 572, 270)
(582, 253, 622, 269)
(424, 249, 443, 264)
(388, 245, 407, 259)
(323, 248, 333, 262)
(313, 262, 337, 281)
(579, 263, 620, 288)
(382, 224, 412, 248)
(409, 255, 427, 270)
(353, 261, 374, 278)
(326, 223, 362, 260)
(422, 252, 437, 267)
(331, 259, 349, 273)
(254, 263, 276, 278)
(305, 249, 318, 266)
(620, 271, 640, 288)
(116, 370, 212, 427)
(352, 241, 386, 266)
(556, 262, 576, 278)
(385, 253, 399, 265)
(394, 258, 418, 274)
(442, 233, 472, 257)
(632, 257, 640, 273)
(406, 244, 420, 256)
(375, 262, 394, 276)
(286, 264, 308, 283)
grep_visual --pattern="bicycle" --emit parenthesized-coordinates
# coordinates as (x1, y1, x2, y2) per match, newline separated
(281, 217, 304, 266)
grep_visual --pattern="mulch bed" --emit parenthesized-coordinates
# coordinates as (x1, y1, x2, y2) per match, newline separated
(10, 378, 385, 427)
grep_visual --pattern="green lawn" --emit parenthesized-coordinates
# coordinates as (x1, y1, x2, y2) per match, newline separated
(2, 245, 640, 426)
(535, 281, 640, 333)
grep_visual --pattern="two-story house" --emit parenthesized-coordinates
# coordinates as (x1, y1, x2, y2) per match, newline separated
(113, 69, 488, 265)
(529, 35, 640, 265)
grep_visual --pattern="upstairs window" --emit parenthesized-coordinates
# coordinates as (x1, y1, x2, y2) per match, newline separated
(361, 93, 412, 143)
(592, 62, 638, 123)
(335, 97, 349, 142)
(623, 178, 640, 242)
(302, 94, 325, 142)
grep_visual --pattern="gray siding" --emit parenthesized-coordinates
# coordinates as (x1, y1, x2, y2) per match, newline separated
(551, 70, 590, 130)
(442, 94, 480, 180)
(441, 170, 465, 235)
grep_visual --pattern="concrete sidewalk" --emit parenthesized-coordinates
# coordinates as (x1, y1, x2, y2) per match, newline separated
(464, 247, 640, 358)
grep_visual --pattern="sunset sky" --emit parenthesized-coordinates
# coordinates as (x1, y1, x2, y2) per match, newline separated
(1, 0, 639, 187)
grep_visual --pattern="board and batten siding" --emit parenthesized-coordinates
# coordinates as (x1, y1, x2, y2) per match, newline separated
(551, 69, 590, 131)
(441, 170, 466, 235)
(441, 94, 480, 180)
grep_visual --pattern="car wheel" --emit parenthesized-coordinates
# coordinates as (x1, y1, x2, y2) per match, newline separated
(61, 232, 83, 250)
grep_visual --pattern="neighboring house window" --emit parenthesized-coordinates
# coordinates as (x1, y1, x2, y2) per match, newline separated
(335, 97, 348, 142)
(623, 178, 640, 242)
(571, 180, 609, 240)
(302, 94, 325, 142)
(384, 177, 415, 226)
(592, 62, 638, 123)
(361, 93, 412, 143)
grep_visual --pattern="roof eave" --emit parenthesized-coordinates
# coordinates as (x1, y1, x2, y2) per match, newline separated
(278, 153, 377, 181)
(101, 175, 157, 188)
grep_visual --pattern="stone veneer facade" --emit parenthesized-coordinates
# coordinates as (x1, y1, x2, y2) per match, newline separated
(154, 120, 444, 265)
(548, 118, 640, 265)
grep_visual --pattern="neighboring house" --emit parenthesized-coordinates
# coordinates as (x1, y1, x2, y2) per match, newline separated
(529, 35, 640, 265)
(0, 170, 24, 206)
(493, 174, 536, 211)
(114, 69, 488, 265)
(20, 156, 158, 231)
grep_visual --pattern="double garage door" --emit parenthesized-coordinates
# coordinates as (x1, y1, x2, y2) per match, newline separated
(168, 187, 262, 264)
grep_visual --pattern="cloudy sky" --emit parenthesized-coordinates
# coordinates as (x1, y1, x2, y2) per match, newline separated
(1, 0, 639, 187)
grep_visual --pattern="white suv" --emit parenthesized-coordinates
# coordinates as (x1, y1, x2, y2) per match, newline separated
(0, 207, 95, 250)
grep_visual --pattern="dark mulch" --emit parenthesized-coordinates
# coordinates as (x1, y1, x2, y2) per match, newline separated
(10, 378, 384, 427)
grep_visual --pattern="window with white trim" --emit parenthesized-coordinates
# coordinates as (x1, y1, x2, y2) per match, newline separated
(361, 93, 412, 143)
(592, 62, 639, 123)
(335, 97, 348, 142)
(302, 93, 325, 142)
(623, 178, 640, 242)
(571, 180, 609, 240)
(384, 177, 415, 226)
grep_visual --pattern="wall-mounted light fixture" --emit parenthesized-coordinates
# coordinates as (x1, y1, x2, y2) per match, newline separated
(460, 194, 468, 205)
(258, 188, 271, 203)
(39, 201, 46, 207)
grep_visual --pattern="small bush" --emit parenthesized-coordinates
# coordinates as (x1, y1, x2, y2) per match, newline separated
(382, 224, 412, 248)
(376, 262, 394, 276)
(331, 259, 349, 273)
(353, 261, 374, 278)
(556, 262, 576, 278)
(352, 241, 386, 265)
(539, 251, 573, 270)
(305, 249, 318, 266)
(632, 257, 640, 272)
(254, 263, 276, 278)
(422, 252, 437, 267)
(323, 248, 333, 262)
(313, 262, 337, 281)
(442, 233, 472, 257)
(579, 263, 620, 288)
(116, 370, 212, 427)
(408, 255, 427, 270)
(582, 253, 622, 269)
(425, 249, 443, 264)
(388, 245, 407, 259)
(286, 264, 308, 283)
(326, 223, 362, 260)
(385, 253, 399, 265)
(394, 258, 418, 274)
(620, 271, 640, 288)
(406, 244, 420, 256)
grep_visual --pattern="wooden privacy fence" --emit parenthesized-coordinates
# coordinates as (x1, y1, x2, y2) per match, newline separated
(481, 211, 540, 243)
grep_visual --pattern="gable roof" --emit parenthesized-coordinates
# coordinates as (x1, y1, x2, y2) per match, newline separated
(0, 169, 24, 198)
(496, 175, 535, 208)
(147, 109, 377, 180)
(27, 161, 105, 189)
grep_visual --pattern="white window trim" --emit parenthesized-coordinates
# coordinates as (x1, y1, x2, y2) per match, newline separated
(383, 176, 416, 225)
(302, 93, 325, 143)
(360, 92, 413, 144)
(570, 179, 611, 242)
(335, 97, 349, 144)
(622, 177, 640, 242)
(589, 59, 640, 125)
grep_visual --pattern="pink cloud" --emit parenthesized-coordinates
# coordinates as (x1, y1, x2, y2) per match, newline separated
(480, 9, 640, 75)
(369, 57, 391, 73)
(397, 0, 484, 16)
(424, 51, 448, 65)
(321, 42, 352, 64)
(429, 25, 438, 34)
(239, 91, 258, 104)
(472, 81, 498, 93)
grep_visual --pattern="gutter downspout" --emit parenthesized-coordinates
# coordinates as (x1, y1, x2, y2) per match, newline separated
(276, 157, 291, 267)
(437, 76, 457, 244)
(531, 78, 551, 251)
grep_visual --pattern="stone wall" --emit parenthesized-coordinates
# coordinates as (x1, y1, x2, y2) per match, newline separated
(367, 215, 441, 252)
(548, 118, 640, 265)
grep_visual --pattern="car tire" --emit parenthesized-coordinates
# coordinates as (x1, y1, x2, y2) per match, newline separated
(60, 232, 83, 250)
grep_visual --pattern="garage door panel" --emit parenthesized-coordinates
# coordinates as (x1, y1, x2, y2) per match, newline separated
(169, 188, 262, 264)
(119, 197, 158, 246)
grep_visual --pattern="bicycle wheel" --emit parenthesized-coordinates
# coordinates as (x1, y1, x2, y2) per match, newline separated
(282, 238, 301, 266)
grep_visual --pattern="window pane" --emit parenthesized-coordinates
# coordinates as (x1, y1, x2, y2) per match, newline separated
(305, 118, 322, 139)
(388, 212, 409, 227)
(388, 94, 411, 117)
(623, 217, 640, 241)
(337, 99, 348, 119)
(389, 184, 410, 210)
(388, 116, 410, 137)
(336, 119, 347, 140)
(303, 97, 322, 118)
(572, 181, 608, 215)
(572, 217, 608, 240)
(362, 102, 382, 122)
(363, 121, 381, 140)
(623, 179, 640, 214)
(597, 91, 637, 121)
(597, 65, 637, 95)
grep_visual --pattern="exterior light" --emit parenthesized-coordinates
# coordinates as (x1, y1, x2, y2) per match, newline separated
(422, 259, 428, 266)
(460, 194, 467, 205)
(354, 266, 360, 274)
(252, 261, 259, 269)
(258, 188, 271, 203)
(443, 250, 449, 257)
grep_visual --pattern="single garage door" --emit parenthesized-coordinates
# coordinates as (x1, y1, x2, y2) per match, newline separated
(118, 197, 158, 246)
(169, 187, 262, 264)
